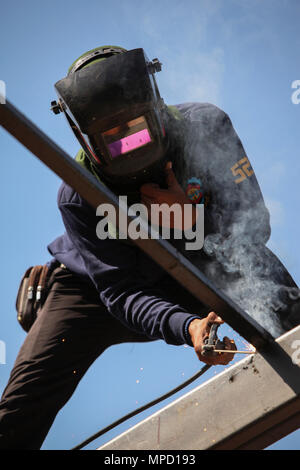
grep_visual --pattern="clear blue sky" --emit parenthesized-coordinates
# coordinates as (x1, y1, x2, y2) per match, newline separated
(0, 0, 299, 450)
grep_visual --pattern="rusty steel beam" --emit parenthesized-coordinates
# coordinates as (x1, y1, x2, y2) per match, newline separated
(0, 99, 273, 350)
(98, 326, 300, 450)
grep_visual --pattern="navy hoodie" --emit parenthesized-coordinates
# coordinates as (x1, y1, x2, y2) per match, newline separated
(47, 103, 271, 346)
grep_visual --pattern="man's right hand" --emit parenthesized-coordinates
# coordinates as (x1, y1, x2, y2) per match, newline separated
(188, 312, 237, 366)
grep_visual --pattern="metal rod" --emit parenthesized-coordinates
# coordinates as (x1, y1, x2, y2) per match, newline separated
(213, 350, 256, 354)
(0, 99, 274, 351)
(98, 326, 300, 451)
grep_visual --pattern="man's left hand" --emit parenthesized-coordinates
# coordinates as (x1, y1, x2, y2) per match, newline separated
(140, 161, 198, 230)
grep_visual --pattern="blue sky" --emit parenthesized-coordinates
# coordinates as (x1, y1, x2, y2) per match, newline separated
(0, 0, 299, 450)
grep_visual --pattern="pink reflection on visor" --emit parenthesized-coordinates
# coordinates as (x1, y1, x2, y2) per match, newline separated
(108, 129, 151, 158)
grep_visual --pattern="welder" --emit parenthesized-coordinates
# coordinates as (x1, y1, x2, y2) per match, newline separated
(0, 45, 299, 450)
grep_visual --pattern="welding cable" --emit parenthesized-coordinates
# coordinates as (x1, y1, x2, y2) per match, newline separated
(71, 363, 211, 450)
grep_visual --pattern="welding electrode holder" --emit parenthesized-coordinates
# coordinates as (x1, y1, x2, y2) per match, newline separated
(201, 323, 225, 356)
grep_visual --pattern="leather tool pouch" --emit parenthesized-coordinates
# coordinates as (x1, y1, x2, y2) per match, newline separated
(16, 264, 50, 332)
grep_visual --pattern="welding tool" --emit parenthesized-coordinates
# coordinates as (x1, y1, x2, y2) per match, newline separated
(213, 349, 256, 354)
(201, 323, 256, 356)
(201, 323, 224, 356)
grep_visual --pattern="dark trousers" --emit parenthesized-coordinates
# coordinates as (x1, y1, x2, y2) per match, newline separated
(0, 267, 153, 450)
(0, 250, 299, 450)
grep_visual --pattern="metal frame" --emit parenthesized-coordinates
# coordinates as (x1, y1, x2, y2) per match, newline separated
(1, 99, 299, 450)
(0, 99, 273, 350)
(98, 326, 300, 450)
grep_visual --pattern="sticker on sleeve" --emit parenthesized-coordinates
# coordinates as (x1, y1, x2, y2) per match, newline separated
(186, 177, 204, 204)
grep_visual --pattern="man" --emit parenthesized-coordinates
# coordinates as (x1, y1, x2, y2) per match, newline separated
(0, 46, 298, 450)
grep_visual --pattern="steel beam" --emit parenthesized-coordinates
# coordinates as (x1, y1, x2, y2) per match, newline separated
(98, 325, 300, 450)
(0, 100, 273, 349)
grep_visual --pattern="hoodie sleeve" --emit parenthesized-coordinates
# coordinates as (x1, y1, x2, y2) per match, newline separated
(176, 103, 271, 245)
(58, 185, 200, 346)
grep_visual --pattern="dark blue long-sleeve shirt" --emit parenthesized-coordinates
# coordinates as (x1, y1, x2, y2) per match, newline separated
(47, 102, 271, 346)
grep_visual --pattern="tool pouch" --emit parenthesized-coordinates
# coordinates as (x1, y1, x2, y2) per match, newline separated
(15, 264, 50, 332)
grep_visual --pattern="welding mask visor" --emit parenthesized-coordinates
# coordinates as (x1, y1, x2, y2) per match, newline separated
(53, 48, 167, 188)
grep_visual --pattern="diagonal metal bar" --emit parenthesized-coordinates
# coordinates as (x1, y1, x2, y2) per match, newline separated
(97, 326, 300, 451)
(0, 99, 274, 350)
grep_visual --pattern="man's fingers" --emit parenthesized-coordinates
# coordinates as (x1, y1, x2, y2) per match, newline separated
(141, 195, 155, 206)
(165, 169, 177, 188)
(165, 161, 180, 189)
(198, 351, 234, 366)
(207, 311, 224, 325)
(214, 337, 236, 365)
(140, 183, 161, 198)
(223, 336, 237, 351)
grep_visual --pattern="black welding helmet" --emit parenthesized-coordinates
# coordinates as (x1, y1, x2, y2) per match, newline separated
(51, 46, 169, 189)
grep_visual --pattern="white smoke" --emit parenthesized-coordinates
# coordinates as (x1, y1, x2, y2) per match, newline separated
(202, 202, 300, 338)
(169, 104, 299, 338)
(203, 230, 284, 338)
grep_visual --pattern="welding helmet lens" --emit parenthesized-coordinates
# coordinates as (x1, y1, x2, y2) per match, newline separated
(102, 116, 152, 159)
(52, 47, 167, 188)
